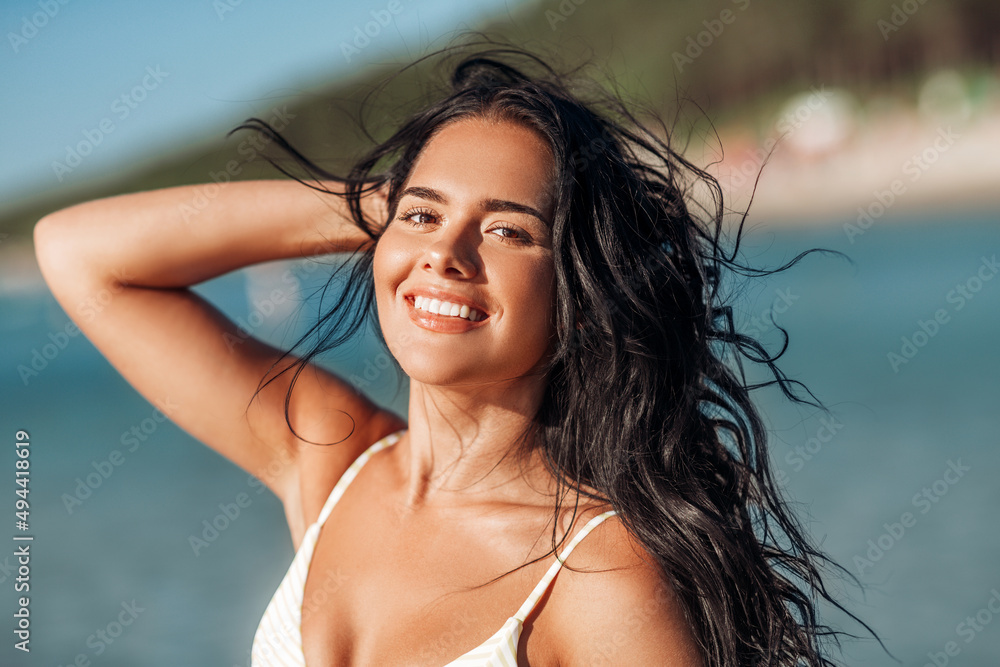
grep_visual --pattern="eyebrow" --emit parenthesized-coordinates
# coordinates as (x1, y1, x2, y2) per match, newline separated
(399, 186, 550, 226)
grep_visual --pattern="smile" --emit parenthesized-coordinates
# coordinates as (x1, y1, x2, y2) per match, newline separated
(413, 295, 483, 321)
(405, 296, 490, 333)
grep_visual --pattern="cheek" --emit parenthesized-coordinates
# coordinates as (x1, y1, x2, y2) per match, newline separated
(372, 246, 398, 333)
(372, 230, 410, 300)
(501, 262, 557, 340)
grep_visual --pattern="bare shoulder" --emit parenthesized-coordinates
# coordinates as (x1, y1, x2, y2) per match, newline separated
(286, 399, 406, 546)
(543, 510, 704, 666)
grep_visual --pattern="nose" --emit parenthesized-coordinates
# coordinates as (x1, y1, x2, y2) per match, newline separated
(420, 219, 479, 279)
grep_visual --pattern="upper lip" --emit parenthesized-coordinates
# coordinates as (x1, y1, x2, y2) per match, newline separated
(403, 285, 490, 317)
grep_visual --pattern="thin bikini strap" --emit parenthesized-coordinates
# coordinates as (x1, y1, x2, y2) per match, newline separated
(315, 429, 406, 526)
(512, 509, 618, 623)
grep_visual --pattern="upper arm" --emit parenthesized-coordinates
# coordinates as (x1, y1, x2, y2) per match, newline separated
(32, 215, 392, 510)
(547, 516, 704, 666)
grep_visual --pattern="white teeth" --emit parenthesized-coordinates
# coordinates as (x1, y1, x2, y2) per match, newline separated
(411, 296, 483, 322)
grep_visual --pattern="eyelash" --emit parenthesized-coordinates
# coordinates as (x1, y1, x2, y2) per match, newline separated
(396, 207, 532, 246)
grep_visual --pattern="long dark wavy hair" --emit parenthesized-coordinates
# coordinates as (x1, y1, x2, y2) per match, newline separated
(236, 39, 877, 666)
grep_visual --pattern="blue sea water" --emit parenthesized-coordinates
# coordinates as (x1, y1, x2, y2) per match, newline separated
(0, 209, 997, 666)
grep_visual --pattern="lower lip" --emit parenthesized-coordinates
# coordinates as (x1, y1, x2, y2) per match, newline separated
(405, 297, 488, 333)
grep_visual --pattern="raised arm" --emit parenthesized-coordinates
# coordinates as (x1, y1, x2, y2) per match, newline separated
(33, 179, 403, 518)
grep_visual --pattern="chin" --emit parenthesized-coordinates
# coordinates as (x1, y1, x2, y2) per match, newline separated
(396, 354, 487, 388)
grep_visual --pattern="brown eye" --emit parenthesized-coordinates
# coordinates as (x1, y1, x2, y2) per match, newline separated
(491, 225, 531, 245)
(399, 208, 437, 225)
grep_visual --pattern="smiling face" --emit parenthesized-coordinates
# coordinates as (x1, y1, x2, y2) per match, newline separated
(372, 116, 558, 388)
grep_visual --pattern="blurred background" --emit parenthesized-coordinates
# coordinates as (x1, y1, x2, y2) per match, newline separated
(1, 0, 998, 664)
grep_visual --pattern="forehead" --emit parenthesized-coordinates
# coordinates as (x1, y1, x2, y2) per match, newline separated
(405, 117, 555, 209)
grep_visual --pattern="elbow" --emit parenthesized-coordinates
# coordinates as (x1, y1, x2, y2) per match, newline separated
(33, 213, 83, 296)
(34, 214, 64, 275)
(33, 214, 60, 278)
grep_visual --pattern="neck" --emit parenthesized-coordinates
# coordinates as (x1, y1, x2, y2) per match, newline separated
(392, 373, 556, 510)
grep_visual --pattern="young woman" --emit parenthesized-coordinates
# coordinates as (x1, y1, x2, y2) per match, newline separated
(35, 46, 861, 666)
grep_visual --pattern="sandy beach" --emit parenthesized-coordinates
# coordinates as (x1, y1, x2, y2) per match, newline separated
(705, 98, 1000, 228)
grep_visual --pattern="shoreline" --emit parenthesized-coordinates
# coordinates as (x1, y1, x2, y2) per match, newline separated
(702, 105, 1000, 228)
(3, 109, 998, 294)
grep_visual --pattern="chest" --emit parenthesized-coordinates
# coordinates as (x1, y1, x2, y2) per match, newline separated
(298, 482, 561, 666)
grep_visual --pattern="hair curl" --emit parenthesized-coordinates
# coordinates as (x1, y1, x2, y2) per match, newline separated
(236, 38, 878, 667)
